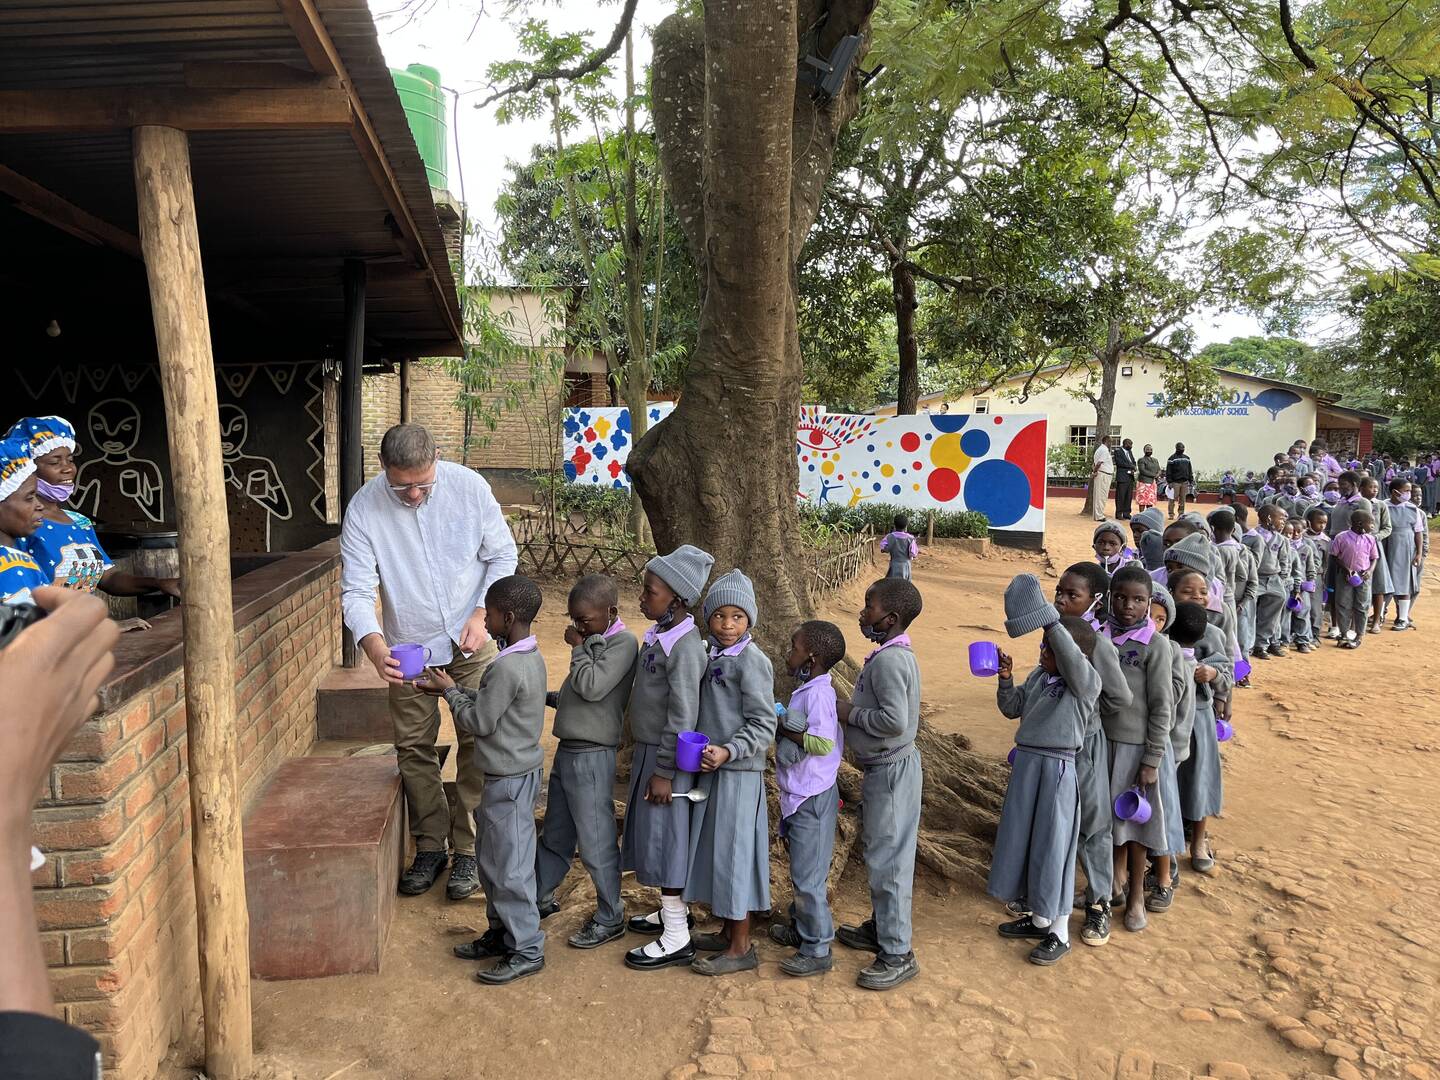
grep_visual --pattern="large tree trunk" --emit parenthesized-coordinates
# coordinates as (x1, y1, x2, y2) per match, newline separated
(633, 0, 1007, 899)
(1081, 323, 1123, 517)
(893, 259, 920, 413)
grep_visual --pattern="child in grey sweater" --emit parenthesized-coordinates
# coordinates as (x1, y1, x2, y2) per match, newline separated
(1101, 566, 1176, 934)
(423, 575, 547, 986)
(685, 570, 777, 976)
(534, 575, 638, 950)
(988, 575, 1101, 968)
(835, 576, 924, 991)
(623, 544, 713, 971)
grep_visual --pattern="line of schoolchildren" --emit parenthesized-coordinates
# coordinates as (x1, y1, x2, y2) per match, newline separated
(419, 544, 927, 991)
(984, 471, 1430, 966)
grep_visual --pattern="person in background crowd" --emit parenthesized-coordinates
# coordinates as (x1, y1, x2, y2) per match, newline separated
(1135, 445, 1162, 513)
(1113, 438, 1137, 521)
(1091, 436, 1115, 523)
(1166, 443, 1194, 518)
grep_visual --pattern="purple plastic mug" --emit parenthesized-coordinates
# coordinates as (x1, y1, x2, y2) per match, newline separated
(1216, 718, 1235, 742)
(1286, 596, 1304, 612)
(1114, 786, 1152, 824)
(1349, 572, 1365, 587)
(1006, 747, 1017, 766)
(390, 642, 431, 680)
(1235, 657, 1252, 682)
(676, 730, 710, 773)
(969, 641, 1000, 678)
(1300, 580, 1316, 593)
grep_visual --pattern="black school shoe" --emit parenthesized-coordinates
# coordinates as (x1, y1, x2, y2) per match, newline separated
(836, 918, 881, 953)
(627, 911, 696, 934)
(475, 953, 544, 985)
(538, 898, 560, 920)
(446, 854, 480, 900)
(1267, 644, 1288, 657)
(997, 915, 1051, 940)
(857, 952, 919, 990)
(399, 850, 448, 895)
(1146, 885, 1175, 913)
(454, 927, 508, 960)
(623, 940, 696, 970)
(1028, 934, 1070, 966)
(568, 919, 626, 950)
(1081, 903, 1110, 947)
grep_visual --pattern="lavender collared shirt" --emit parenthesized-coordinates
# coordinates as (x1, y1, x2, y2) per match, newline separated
(709, 633, 752, 660)
(494, 634, 539, 661)
(777, 672, 843, 819)
(1105, 618, 1156, 646)
(643, 614, 696, 656)
(604, 618, 628, 638)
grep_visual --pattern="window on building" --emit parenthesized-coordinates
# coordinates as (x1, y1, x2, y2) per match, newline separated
(974, 398, 989, 414)
(1068, 425, 1122, 453)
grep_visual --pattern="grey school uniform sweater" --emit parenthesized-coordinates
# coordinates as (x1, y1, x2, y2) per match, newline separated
(996, 625, 1100, 752)
(1293, 538, 1321, 588)
(445, 648, 546, 777)
(1192, 623, 1234, 709)
(626, 622, 706, 780)
(1165, 637, 1195, 763)
(1215, 541, 1257, 610)
(846, 641, 922, 766)
(694, 639, 777, 771)
(553, 629, 639, 749)
(1087, 633, 1133, 736)
(1102, 626, 1176, 768)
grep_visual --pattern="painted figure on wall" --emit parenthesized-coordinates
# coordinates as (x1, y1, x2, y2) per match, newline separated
(219, 404, 292, 550)
(74, 399, 165, 525)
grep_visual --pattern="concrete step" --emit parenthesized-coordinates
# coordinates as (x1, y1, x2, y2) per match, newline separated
(315, 663, 391, 741)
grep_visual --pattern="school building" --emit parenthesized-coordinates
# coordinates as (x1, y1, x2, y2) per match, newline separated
(874, 364, 1388, 477)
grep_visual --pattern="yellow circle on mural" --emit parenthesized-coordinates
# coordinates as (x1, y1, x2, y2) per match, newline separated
(930, 432, 970, 472)
(821, 460, 836, 476)
(880, 464, 895, 478)
(913, 483, 921, 492)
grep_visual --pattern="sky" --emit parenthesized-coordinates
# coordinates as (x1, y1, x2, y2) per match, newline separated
(371, 0, 1264, 348)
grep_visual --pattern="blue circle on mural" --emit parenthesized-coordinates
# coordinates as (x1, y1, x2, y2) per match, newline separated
(807, 464, 815, 472)
(963, 460, 1031, 527)
(563, 462, 577, 481)
(924, 433, 933, 440)
(930, 415, 968, 433)
(862, 470, 870, 478)
(892, 484, 902, 495)
(959, 429, 990, 457)
(867, 444, 875, 452)
(872, 483, 882, 492)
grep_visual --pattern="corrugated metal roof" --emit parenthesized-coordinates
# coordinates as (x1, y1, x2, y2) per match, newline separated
(0, 0, 463, 357)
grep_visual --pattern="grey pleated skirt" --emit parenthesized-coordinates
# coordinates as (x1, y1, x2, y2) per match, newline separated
(986, 749, 1080, 922)
(620, 740, 694, 890)
(1155, 745, 1183, 857)
(1077, 728, 1111, 836)
(1179, 702, 1224, 820)
(1108, 740, 1171, 852)
(1371, 541, 1394, 595)
(683, 767, 771, 920)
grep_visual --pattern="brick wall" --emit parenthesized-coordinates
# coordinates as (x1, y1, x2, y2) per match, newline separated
(361, 358, 565, 477)
(31, 562, 341, 1079)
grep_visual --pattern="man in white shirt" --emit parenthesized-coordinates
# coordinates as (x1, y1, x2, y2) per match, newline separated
(1090, 435, 1114, 521)
(341, 424, 518, 899)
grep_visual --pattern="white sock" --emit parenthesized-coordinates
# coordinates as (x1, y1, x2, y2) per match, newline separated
(1051, 913, 1070, 944)
(1398, 598, 1412, 621)
(641, 895, 689, 957)
(1030, 914, 1052, 930)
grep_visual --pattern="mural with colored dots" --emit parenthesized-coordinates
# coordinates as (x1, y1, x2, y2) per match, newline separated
(563, 406, 1047, 533)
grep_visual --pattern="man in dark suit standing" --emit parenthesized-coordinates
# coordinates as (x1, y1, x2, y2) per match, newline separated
(1113, 438, 1137, 520)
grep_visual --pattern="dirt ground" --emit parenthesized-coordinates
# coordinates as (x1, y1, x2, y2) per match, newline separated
(177, 497, 1439, 1080)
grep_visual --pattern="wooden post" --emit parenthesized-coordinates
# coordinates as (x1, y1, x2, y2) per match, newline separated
(926, 511, 935, 549)
(399, 357, 412, 423)
(340, 258, 366, 667)
(131, 125, 252, 1080)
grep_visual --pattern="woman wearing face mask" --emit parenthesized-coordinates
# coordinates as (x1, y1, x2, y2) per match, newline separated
(5, 418, 179, 608)
(0, 438, 47, 604)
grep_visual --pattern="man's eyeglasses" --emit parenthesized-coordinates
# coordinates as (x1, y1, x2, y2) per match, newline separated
(388, 480, 437, 494)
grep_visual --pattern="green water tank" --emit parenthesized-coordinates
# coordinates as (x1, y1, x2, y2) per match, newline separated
(391, 62, 448, 191)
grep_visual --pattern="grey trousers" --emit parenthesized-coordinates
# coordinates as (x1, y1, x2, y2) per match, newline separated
(475, 768, 544, 962)
(860, 749, 923, 960)
(1238, 597, 1256, 654)
(1076, 728, 1113, 905)
(1335, 579, 1371, 641)
(1289, 593, 1313, 643)
(535, 746, 623, 929)
(1255, 590, 1285, 649)
(782, 786, 839, 958)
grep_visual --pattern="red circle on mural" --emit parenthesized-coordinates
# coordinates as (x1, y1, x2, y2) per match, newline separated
(992, 415, 1003, 424)
(912, 460, 923, 471)
(808, 430, 824, 445)
(927, 468, 961, 501)
(900, 432, 921, 453)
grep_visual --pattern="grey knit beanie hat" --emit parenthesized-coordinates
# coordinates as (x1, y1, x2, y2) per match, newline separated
(1132, 507, 1165, 533)
(703, 568, 758, 629)
(1178, 511, 1213, 539)
(1163, 532, 1213, 574)
(645, 544, 714, 607)
(1004, 573, 1061, 638)
(1151, 581, 1176, 627)
(1093, 520, 1127, 544)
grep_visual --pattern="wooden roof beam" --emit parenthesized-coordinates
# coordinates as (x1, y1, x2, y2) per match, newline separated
(0, 164, 142, 258)
(0, 85, 350, 134)
(275, 0, 463, 349)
